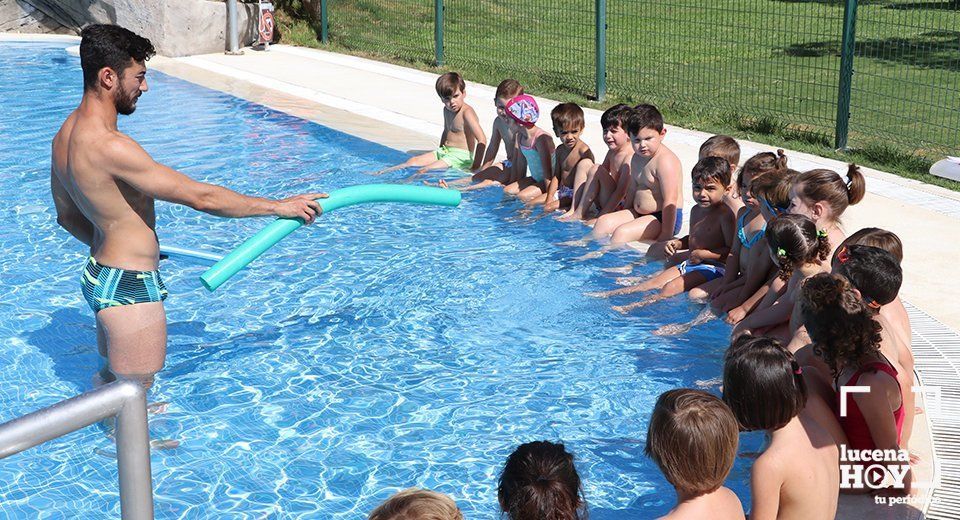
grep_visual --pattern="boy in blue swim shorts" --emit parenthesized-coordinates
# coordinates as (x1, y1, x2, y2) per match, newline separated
(377, 72, 487, 176)
(588, 156, 736, 312)
(539, 103, 594, 212)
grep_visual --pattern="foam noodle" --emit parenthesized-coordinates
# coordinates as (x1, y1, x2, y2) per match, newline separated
(200, 184, 461, 291)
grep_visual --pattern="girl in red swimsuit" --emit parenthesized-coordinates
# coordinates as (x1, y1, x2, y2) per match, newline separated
(799, 272, 911, 494)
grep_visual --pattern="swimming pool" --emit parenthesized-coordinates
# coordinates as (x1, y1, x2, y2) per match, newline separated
(0, 42, 761, 518)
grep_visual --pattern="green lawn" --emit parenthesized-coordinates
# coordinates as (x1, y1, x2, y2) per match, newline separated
(274, 0, 960, 190)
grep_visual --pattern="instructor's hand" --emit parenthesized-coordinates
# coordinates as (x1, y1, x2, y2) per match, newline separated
(274, 193, 328, 224)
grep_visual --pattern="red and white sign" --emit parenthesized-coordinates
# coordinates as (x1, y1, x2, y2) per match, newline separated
(258, 2, 275, 46)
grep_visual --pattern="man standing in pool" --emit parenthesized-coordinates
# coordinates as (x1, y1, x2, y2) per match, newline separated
(50, 24, 327, 389)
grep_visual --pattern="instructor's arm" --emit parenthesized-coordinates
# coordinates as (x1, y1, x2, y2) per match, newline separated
(106, 136, 327, 223)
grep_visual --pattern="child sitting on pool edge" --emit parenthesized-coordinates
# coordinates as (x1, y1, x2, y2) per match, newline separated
(560, 103, 634, 222)
(698, 135, 742, 214)
(646, 389, 745, 520)
(377, 72, 487, 175)
(589, 156, 734, 312)
(500, 94, 556, 201)
(537, 103, 594, 212)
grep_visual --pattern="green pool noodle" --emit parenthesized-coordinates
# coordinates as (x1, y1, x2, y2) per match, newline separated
(200, 184, 461, 291)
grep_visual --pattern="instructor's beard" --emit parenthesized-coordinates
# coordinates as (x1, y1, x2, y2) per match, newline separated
(115, 86, 140, 115)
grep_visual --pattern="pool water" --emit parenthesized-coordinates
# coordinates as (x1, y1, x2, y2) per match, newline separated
(0, 42, 760, 518)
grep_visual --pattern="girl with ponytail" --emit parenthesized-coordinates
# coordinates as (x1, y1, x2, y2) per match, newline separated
(788, 164, 866, 258)
(722, 334, 841, 520)
(732, 214, 830, 341)
(498, 441, 587, 520)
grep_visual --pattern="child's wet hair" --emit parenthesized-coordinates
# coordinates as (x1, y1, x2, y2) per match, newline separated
(435, 72, 466, 98)
(723, 335, 806, 432)
(750, 168, 797, 212)
(600, 103, 633, 131)
(793, 165, 866, 220)
(765, 214, 830, 281)
(626, 104, 664, 135)
(368, 488, 463, 520)
(799, 273, 883, 375)
(699, 135, 741, 171)
(833, 244, 903, 308)
(692, 156, 732, 188)
(552, 103, 585, 131)
(645, 389, 738, 498)
(498, 441, 586, 520)
(738, 150, 788, 193)
(837, 227, 903, 263)
(496, 79, 524, 100)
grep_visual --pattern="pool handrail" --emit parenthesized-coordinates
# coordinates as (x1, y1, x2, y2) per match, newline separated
(0, 380, 154, 519)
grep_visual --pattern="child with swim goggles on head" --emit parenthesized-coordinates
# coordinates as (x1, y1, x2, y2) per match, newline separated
(787, 164, 866, 258)
(377, 72, 486, 176)
(724, 169, 798, 326)
(799, 273, 912, 495)
(498, 440, 587, 520)
(589, 157, 735, 313)
(646, 389, 745, 520)
(700, 151, 788, 307)
(499, 94, 557, 202)
(831, 243, 917, 457)
(732, 213, 830, 342)
(722, 334, 841, 520)
(558, 104, 635, 222)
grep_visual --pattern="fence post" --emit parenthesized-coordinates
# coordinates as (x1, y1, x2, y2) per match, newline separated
(595, 0, 607, 101)
(320, 0, 328, 44)
(834, 0, 858, 150)
(434, 0, 444, 66)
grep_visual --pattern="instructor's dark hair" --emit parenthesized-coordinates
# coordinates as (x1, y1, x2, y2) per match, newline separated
(80, 24, 155, 91)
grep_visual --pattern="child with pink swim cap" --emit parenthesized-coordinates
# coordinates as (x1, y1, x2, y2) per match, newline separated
(501, 94, 557, 204)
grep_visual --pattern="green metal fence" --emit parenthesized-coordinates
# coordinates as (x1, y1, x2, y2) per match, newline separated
(314, 0, 959, 158)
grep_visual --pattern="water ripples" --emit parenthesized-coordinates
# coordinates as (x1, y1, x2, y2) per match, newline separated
(0, 42, 760, 519)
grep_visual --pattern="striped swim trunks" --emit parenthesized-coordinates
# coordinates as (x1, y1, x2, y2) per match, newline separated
(80, 257, 168, 313)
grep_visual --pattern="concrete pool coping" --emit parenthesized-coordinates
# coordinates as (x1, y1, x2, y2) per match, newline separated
(3, 33, 957, 517)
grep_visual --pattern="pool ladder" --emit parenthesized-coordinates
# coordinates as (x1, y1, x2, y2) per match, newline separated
(0, 381, 154, 519)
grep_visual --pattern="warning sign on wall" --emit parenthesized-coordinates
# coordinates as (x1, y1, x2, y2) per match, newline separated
(257, 2, 275, 46)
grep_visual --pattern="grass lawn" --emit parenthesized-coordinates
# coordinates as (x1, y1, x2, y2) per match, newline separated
(274, 0, 960, 190)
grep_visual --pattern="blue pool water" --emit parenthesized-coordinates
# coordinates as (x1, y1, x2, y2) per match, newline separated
(0, 42, 760, 518)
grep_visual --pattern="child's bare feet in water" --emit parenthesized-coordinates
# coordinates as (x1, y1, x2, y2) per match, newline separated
(147, 401, 170, 414)
(558, 238, 589, 247)
(438, 179, 449, 189)
(602, 264, 634, 275)
(574, 250, 605, 261)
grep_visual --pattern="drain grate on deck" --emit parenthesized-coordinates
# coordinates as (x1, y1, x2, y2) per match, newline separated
(906, 301, 960, 520)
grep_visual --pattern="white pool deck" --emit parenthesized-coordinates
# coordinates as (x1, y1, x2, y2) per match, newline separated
(8, 34, 960, 518)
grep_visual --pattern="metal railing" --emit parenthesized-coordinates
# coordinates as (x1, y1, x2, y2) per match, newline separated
(293, 0, 959, 160)
(0, 381, 154, 519)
